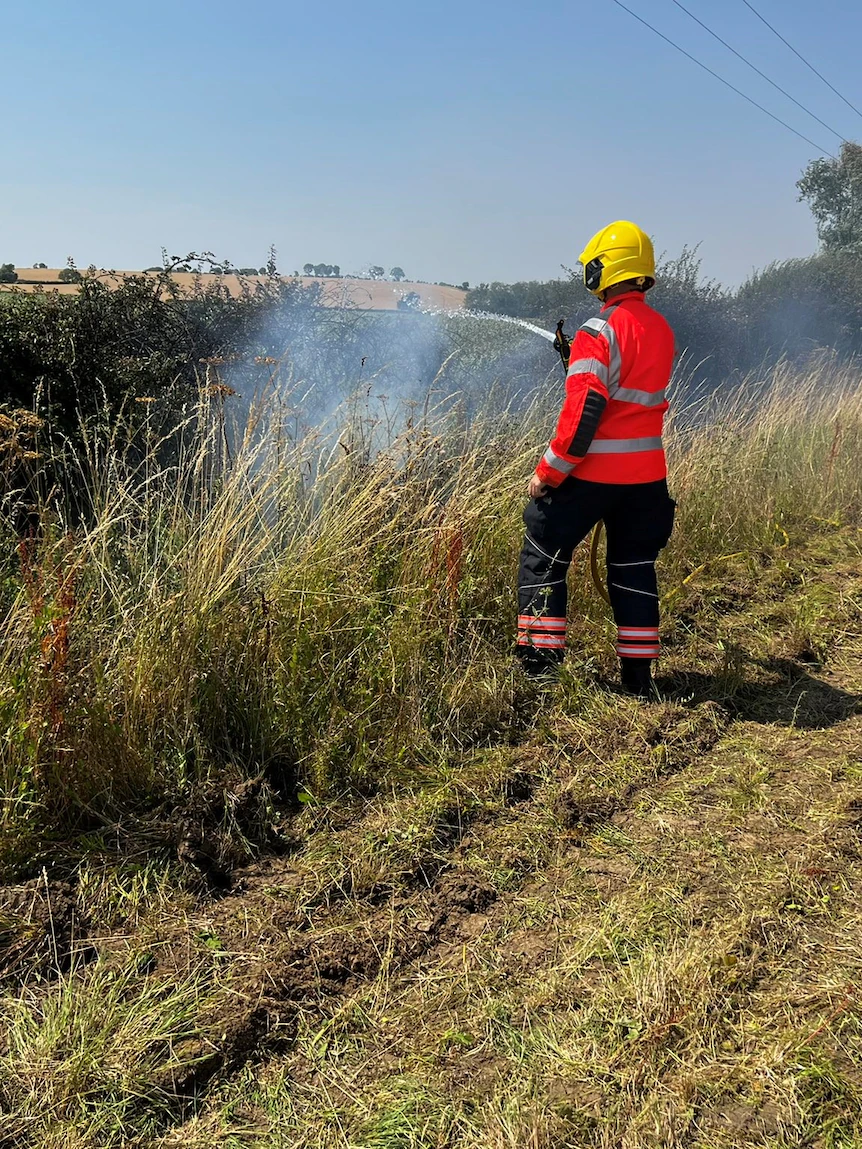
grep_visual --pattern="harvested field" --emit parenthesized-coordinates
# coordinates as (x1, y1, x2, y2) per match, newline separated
(0, 269, 468, 311)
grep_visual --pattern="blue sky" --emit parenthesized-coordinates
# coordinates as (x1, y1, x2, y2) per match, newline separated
(3, 0, 861, 285)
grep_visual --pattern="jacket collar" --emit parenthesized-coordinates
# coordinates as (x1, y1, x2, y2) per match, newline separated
(601, 290, 646, 311)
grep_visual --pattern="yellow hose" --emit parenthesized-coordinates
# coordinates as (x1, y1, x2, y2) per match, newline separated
(589, 522, 611, 604)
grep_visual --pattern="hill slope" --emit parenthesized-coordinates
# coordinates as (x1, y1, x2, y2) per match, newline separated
(1, 269, 468, 310)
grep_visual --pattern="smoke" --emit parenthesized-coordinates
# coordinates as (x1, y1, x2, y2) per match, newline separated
(220, 302, 563, 449)
(424, 307, 557, 344)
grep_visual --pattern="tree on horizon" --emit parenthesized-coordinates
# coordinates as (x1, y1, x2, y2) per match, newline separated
(798, 140, 862, 253)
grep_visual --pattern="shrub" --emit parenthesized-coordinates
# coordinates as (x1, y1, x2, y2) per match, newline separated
(736, 250, 862, 362)
(397, 291, 422, 311)
(467, 246, 862, 385)
(466, 278, 583, 327)
(0, 266, 323, 488)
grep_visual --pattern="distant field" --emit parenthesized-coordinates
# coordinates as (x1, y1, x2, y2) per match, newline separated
(1, 269, 468, 311)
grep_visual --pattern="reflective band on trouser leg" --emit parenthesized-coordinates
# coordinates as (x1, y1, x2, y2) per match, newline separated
(518, 615, 566, 630)
(517, 614, 567, 649)
(616, 626, 660, 659)
(523, 634, 567, 649)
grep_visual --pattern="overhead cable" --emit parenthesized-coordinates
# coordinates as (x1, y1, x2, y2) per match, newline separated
(607, 0, 834, 156)
(740, 0, 862, 125)
(668, 0, 845, 142)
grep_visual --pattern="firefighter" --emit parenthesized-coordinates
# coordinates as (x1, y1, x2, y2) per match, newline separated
(516, 220, 676, 696)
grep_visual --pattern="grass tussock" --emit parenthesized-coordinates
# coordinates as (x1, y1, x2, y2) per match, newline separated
(0, 955, 207, 1145)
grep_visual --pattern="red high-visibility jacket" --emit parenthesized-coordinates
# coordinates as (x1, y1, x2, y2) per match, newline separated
(535, 291, 675, 486)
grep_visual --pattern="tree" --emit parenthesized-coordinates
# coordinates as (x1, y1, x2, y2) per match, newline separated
(332, 265, 340, 277)
(464, 278, 579, 325)
(390, 266, 405, 281)
(303, 263, 314, 276)
(0, 264, 18, 283)
(239, 267, 260, 276)
(397, 291, 422, 311)
(58, 267, 81, 283)
(369, 266, 385, 279)
(32, 262, 47, 269)
(797, 141, 862, 253)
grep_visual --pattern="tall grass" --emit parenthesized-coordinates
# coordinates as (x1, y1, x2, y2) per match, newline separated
(667, 352, 862, 557)
(1, 356, 860, 864)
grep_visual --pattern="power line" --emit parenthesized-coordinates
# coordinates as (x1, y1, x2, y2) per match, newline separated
(668, 0, 845, 142)
(739, 0, 862, 126)
(607, 0, 834, 156)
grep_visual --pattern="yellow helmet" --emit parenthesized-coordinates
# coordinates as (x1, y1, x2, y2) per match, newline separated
(578, 220, 656, 296)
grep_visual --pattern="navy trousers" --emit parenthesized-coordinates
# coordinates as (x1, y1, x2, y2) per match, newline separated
(517, 478, 676, 670)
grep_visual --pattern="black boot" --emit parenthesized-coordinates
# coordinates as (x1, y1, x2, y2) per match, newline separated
(516, 648, 563, 679)
(620, 657, 653, 698)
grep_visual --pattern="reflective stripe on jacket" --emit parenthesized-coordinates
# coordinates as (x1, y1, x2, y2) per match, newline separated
(535, 291, 675, 486)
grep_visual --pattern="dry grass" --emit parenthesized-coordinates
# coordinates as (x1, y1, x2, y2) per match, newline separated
(0, 356, 858, 848)
(1, 357, 862, 1147)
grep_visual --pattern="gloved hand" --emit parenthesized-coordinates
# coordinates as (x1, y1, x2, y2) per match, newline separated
(553, 319, 571, 368)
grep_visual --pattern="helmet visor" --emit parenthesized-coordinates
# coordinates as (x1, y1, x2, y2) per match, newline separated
(584, 257, 604, 293)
